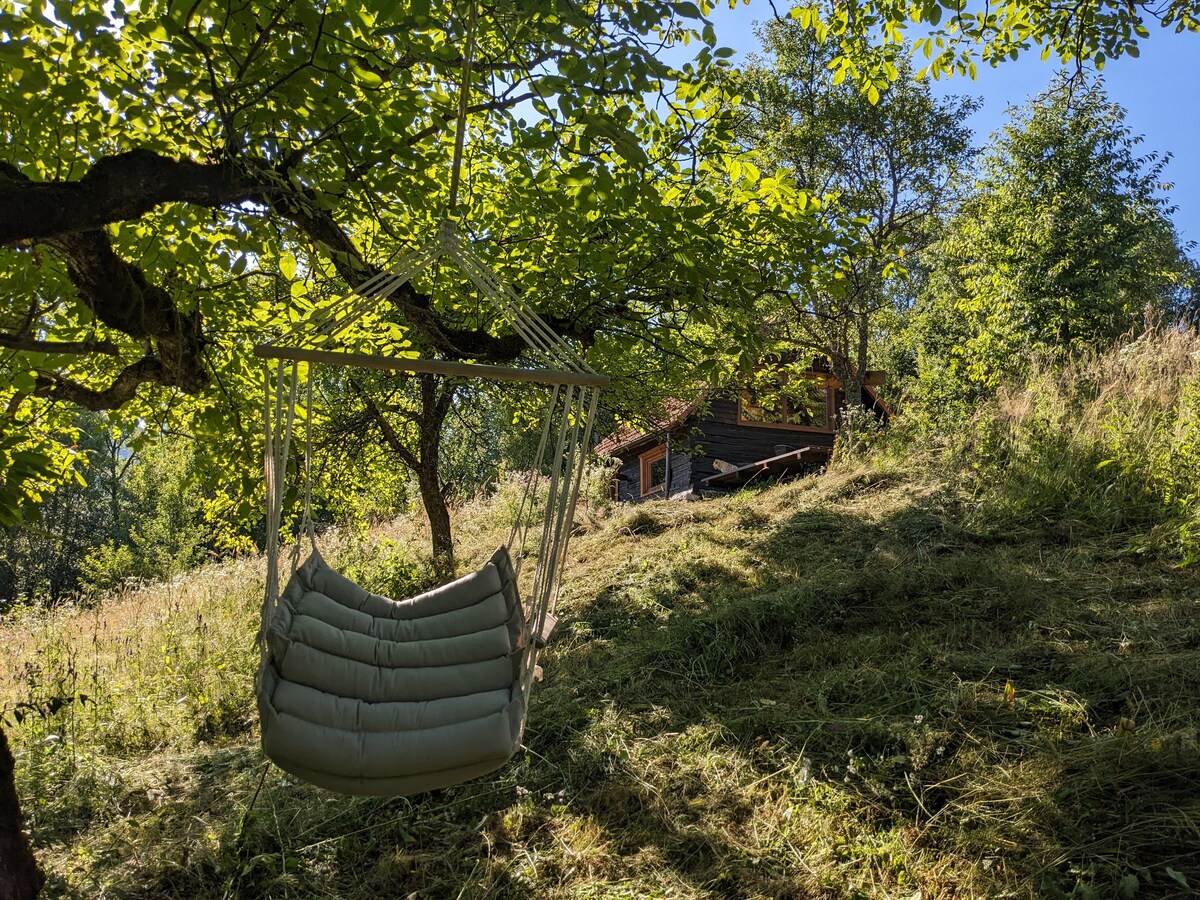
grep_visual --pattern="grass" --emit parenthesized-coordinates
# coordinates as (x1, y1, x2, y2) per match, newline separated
(3, 462, 1199, 899)
(4, 330, 1200, 898)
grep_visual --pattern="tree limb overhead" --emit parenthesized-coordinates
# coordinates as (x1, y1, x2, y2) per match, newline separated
(46, 228, 208, 394)
(0, 152, 260, 246)
(33, 355, 169, 410)
(0, 334, 120, 355)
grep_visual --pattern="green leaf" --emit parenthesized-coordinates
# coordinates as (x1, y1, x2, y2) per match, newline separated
(1164, 868, 1189, 889)
(349, 60, 383, 87)
(1117, 874, 1139, 899)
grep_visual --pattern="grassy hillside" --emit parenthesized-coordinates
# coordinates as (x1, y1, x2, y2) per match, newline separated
(4, 333, 1200, 899)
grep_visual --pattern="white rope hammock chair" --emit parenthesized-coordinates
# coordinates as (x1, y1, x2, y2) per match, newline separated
(254, 220, 607, 796)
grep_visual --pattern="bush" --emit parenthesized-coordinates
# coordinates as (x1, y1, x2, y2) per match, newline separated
(78, 542, 138, 595)
(339, 536, 431, 599)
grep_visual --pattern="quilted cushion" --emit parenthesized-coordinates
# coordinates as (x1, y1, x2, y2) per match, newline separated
(257, 545, 529, 796)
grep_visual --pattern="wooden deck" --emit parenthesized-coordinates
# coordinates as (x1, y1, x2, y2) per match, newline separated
(701, 445, 832, 488)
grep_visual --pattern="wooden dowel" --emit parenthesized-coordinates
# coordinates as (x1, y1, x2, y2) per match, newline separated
(253, 345, 610, 388)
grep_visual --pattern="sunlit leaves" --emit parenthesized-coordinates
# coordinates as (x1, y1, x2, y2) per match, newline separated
(0, 0, 766, 524)
(793, 0, 1199, 87)
(0, 416, 82, 526)
(913, 75, 1197, 399)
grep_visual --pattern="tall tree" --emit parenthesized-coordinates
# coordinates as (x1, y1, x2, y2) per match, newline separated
(913, 74, 1198, 401)
(320, 371, 462, 576)
(733, 19, 976, 407)
(0, 4, 752, 894)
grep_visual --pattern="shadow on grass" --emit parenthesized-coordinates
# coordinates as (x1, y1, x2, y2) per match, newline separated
(30, 487, 1200, 899)
(527, 494, 1200, 898)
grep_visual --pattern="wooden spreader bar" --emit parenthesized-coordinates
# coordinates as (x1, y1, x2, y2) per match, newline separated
(254, 345, 611, 388)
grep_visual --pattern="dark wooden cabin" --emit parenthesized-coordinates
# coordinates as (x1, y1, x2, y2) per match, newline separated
(596, 367, 890, 502)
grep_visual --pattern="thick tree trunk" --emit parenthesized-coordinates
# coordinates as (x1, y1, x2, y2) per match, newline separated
(417, 376, 455, 580)
(416, 465, 455, 580)
(833, 305, 871, 407)
(0, 725, 42, 900)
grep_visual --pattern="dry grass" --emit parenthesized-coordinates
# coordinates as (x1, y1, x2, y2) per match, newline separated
(946, 327, 1200, 560)
(4, 332, 1200, 898)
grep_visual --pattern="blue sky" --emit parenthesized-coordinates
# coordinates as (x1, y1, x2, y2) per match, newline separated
(703, 1, 1200, 250)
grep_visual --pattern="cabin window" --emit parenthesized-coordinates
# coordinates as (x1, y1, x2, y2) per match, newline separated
(738, 376, 832, 431)
(640, 445, 668, 496)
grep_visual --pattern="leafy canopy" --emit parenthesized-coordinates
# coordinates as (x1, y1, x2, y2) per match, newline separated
(911, 74, 1198, 406)
(0, 0, 806, 525)
(793, 0, 1200, 94)
(730, 17, 976, 398)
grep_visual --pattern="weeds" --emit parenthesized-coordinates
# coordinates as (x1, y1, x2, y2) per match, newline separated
(933, 327, 1200, 561)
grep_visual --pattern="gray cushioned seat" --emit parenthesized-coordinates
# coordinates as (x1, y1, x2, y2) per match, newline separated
(257, 545, 529, 796)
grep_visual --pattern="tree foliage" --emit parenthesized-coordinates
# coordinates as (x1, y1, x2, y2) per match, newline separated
(0, 418, 230, 606)
(0, 0, 797, 526)
(732, 18, 976, 404)
(911, 75, 1198, 409)
(793, 0, 1200, 96)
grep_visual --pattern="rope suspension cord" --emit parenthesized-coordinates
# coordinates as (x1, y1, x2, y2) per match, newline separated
(446, 0, 478, 216)
(260, 360, 299, 670)
(516, 384, 600, 708)
(299, 373, 317, 555)
(505, 384, 560, 574)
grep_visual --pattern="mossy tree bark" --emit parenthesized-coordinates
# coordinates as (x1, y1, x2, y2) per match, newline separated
(0, 724, 42, 900)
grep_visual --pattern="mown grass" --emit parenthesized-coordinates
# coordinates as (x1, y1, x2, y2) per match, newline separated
(3, 462, 1198, 899)
(4, 331, 1200, 898)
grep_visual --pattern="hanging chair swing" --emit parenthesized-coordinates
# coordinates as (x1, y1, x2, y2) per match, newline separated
(254, 228, 607, 797)
(252, 5, 608, 796)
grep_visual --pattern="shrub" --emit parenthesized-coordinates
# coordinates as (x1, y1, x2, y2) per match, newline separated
(339, 536, 431, 598)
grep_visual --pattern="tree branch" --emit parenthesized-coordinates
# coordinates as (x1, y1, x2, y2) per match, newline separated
(0, 152, 262, 246)
(46, 228, 208, 394)
(33, 356, 167, 410)
(274, 191, 530, 363)
(350, 379, 420, 470)
(2, 136, 581, 404)
(0, 334, 119, 355)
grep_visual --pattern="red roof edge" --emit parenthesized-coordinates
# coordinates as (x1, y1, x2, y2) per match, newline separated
(594, 395, 705, 457)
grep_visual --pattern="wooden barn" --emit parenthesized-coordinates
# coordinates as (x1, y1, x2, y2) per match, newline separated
(596, 365, 891, 502)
